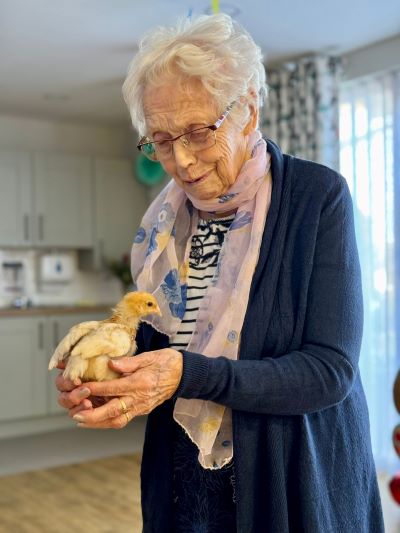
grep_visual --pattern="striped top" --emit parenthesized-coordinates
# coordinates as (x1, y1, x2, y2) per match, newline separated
(170, 213, 237, 532)
(169, 214, 235, 350)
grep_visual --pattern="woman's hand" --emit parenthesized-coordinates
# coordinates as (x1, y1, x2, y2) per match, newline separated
(55, 362, 109, 418)
(71, 348, 183, 429)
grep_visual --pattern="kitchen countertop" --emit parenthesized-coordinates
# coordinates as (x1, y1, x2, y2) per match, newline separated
(0, 305, 112, 317)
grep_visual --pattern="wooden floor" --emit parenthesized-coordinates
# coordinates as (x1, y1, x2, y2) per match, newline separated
(0, 454, 142, 533)
(0, 449, 398, 532)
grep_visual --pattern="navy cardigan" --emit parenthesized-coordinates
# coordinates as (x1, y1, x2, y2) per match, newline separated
(136, 140, 384, 532)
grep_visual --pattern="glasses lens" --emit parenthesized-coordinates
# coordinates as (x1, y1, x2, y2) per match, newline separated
(141, 142, 158, 161)
(155, 140, 174, 158)
(187, 128, 215, 151)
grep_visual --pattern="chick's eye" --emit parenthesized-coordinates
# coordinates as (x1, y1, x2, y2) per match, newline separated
(147, 302, 154, 307)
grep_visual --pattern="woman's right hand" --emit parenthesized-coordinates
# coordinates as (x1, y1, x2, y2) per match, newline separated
(55, 362, 107, 418)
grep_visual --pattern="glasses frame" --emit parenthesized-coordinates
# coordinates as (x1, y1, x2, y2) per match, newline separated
(137, 101, 235, 161)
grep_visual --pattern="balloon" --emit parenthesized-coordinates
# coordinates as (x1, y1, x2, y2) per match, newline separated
(135, 153, 165, 186)
(393, 424, 400, 457)
(389, 473, 400, 505)
(393, 370, 400, 413)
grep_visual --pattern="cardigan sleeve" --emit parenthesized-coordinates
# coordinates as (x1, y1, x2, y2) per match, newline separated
(174, 175, 364, 415)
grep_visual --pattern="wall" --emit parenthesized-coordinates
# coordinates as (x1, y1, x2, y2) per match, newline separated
(342, 33, 400, 81)
(0, 248, 122, 308)
(0, 113, 134, 157)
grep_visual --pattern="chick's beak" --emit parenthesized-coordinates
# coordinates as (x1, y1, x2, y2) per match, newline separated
(154, 304, 162, 316)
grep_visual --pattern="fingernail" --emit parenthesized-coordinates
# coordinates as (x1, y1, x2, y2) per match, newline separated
(73, 414, 85, 422)
(78, 387, 91, 398)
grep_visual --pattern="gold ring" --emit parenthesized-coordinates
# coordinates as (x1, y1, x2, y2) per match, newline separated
(125, 412, 130, 423)
(119, 398, 129, 415)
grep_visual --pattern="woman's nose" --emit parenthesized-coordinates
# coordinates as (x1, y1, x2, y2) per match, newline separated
(173, 139, 197, 168)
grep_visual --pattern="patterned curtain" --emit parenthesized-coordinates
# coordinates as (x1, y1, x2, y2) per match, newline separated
(261, 55, 342, 170)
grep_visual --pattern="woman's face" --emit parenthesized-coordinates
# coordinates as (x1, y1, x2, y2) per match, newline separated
(142, 79, 257, 201)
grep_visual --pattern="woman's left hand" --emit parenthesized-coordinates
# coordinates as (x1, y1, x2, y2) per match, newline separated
(72, 348, 183, 429)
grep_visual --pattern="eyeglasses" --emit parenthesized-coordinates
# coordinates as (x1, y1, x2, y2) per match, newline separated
(137, 102, 235, 161)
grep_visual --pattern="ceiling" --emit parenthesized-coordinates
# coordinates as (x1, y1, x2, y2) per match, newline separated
(0, 0, 399, 126)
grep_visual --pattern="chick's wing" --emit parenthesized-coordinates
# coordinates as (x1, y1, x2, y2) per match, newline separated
(48, 321, 101, 370)
(70, 322, 135, 359)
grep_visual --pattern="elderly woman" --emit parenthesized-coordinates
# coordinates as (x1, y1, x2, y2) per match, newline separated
(56, 14, 384, 533)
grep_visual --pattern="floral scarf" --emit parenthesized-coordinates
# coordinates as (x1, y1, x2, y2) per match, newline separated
(131, 131, 272, 468)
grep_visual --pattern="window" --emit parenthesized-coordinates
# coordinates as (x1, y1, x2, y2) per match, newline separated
(339, 70, 400, 470)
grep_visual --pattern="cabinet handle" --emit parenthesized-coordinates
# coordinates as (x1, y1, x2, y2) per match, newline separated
(38, 214, 44, 241)
(53, 321, 59, 347)
(23, 214, 29, 241)
(98, 239, 105, 268)
(38, 322, 44, 350)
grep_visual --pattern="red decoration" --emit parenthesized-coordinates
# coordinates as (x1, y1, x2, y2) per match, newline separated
(394, 371, 400, 413)
(393, 425, 400, 457)
(389, 474, 400, 505)
(391, 371, 400, 505)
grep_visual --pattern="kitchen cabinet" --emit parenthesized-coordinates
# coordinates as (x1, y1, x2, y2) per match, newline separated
(93, 158, 146, 268)
(0, 150, 32, 246)
(47, 311, 107, 414)
(0, 151, 93, 248)
(0, 151, 147, 254)
(0, 310, 108, 423)
(34, 154, 93, 247)
(0, 317, 47, 421)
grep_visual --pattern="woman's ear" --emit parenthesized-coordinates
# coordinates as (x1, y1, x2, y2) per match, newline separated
(243, 102, 258, 135)
(242, 89, 259, 135)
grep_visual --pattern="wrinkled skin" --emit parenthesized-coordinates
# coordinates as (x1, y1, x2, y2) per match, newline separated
(143, 78, 258, 204)
(56, 349, 183, 429)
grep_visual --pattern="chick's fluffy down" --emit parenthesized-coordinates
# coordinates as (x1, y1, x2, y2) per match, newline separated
(48, 321, 136, 382)
(70, 323, 135, 359)
(49, 321, 100, 367)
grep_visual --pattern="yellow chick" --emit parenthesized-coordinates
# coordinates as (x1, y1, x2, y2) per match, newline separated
(48, 292, 161, 382)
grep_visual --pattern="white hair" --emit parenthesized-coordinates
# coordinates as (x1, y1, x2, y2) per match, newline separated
(122, 13, 267, 136)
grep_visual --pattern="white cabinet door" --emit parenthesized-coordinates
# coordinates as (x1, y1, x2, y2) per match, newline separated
(47, 311, 109, 414)
(94, 158, 147, 268)
(0, 150, 33, 246)
(0, 317, 47, 421)
(34, 154, 93, 248)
